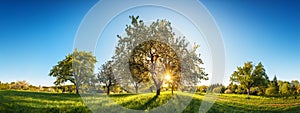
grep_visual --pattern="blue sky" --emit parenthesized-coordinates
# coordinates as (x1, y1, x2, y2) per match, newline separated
(0, 0, 299, 86)
(201, 0, 300, 83)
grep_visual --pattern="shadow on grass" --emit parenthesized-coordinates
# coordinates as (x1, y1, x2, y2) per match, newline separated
(118, 94, 158, 110)
(0, 90, 91, 113)
(108, 93, 137, 97)
(1, 90, 80, 101)
(2, 90, 299, 113)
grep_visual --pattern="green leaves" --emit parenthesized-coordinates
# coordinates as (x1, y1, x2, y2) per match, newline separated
(230, 62, 269, 95)
(113, 16, 208, 95)
(97, 60, 116, 95)
(49, 49, 97, 94)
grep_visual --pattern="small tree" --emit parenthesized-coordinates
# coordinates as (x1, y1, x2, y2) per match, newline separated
(97, 61, 116, 95)
(280, 82, 291, 98)
(230, 62, 269, 97)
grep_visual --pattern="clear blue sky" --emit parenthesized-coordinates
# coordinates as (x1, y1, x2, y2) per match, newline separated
(0, 0, 299, 86)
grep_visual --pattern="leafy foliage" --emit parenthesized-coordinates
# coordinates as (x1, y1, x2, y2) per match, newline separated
(49, 49, 97, 94)
(230, 62, 269, 96)
(113, 16, 208, 96)
(280, 82, 291, 97)
(265, 87, 278, 96)
(97, 60, 116, 95)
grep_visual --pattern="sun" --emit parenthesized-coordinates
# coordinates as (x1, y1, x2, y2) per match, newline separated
(165, 74, 171, 81)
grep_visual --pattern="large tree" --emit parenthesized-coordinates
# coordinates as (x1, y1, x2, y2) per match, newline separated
(97, 60, 117, 95)
(113, 16, 207, 96)
(49, 49, 97, 94)
(230, 62, 269, 96)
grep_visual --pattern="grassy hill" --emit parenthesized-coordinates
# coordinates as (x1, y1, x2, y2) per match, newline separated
(0, 90, 299, 113)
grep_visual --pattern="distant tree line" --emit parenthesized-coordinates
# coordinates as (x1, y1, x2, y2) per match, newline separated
(0, 80, 30, 90)
(196, 62, 300, 99)
(0, 80, 80, 93)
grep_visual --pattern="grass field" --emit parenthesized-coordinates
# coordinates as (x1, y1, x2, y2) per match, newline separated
(0, 90, 300, 113)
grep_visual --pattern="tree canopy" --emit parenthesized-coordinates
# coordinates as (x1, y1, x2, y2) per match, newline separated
(230, 62, 269, 96)
(49, 49, 97, 94)
(97, 60, 116, 95)
(113, 16, 208, 96)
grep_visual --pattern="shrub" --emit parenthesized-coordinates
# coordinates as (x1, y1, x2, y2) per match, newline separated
(212, 86, 226, 93)
(213, 87, 221, 93)
(224, 89, 232, 94)
(265, 87, 278, 96)
(257, 91, 264, 96)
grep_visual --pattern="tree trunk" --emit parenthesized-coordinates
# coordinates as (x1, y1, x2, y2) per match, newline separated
(135, 86, 138, 94)
(247, 88, 250, 95)
(247, 88, 250, 99)
(69, 85, 72, 93)
(172, 89, 174, 95)
(156, 88, 161, 96)
(74, 75, 79, 94)
(75, 84, 79, 94)
(107, 86, 110, 95)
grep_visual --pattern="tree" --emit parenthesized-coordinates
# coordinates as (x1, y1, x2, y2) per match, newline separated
(113, 16, 207, 96)
(230, 62, 269, 97)
(291, 80, 299, 99)
(49, 49, 97, 94)
(97, 61, 117, 95)
(266, 76, 279, 96)
(271, 76, 279, 91)
(279, 82, 291, 97)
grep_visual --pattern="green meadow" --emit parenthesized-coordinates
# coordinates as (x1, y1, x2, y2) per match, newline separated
(1, 90, 299, 113)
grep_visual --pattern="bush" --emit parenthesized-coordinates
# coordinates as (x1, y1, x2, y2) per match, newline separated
(224, 89, 232, 94)
(213, 87, 221, 93)
(212, 86, 226, 93)
(265, 87, 278, 96)
(257, 91, 264, 96)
